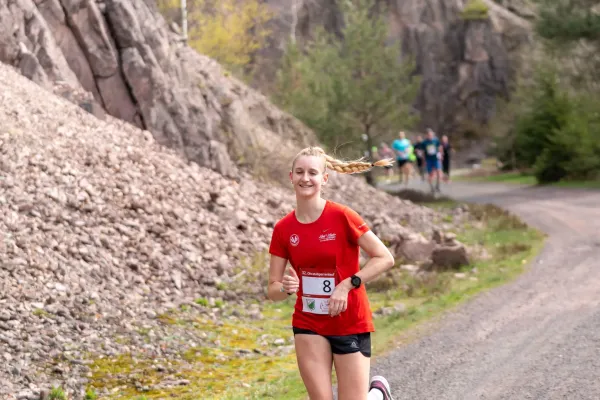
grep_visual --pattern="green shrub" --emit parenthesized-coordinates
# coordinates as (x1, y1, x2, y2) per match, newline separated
(49, 387, 66, 400)
(505, 66, 600, 183)
(460, 0, 489, 20)
(195, 297, 209, 307)
(533, 101, 600, 182)
(85, 388, 97, 400)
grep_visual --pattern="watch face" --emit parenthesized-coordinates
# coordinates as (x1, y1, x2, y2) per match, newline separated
(351, 276, 361, 287)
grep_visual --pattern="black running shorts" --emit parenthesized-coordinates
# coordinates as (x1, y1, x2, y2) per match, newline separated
(396, 159, 410, 168)
(292, 327, 371, 357)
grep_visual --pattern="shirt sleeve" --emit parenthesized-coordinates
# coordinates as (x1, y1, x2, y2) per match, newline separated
(343, 207, 370, 245)
(269, 222, 288, 259)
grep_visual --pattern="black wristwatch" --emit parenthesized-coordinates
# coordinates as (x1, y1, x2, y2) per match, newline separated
(350, 275, 362, 289)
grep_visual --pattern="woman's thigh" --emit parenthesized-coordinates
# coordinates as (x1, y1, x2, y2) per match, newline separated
(331, 332, 371, 400)
(294, 333, 334, 400)
(333, 351, 371, 400)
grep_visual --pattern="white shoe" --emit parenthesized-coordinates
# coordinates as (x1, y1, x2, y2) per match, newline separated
(369, 375, 393, 400)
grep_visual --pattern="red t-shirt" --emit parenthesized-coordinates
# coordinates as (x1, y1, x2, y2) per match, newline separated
(269, 200, 374, 336)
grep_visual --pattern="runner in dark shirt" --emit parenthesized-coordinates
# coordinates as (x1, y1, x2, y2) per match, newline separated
(441, 135, 452, 183)
(413, 135, 425, 181)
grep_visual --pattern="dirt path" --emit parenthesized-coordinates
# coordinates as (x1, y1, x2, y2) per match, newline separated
(372, 180, 600, 400)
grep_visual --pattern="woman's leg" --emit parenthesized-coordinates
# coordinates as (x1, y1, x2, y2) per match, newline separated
(333, 351, 370, 400)
(295, 333, 334, 400)
(331, 332, 372, 400)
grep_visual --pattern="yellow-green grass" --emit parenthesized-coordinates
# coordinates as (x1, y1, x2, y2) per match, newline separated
(86, 205, 545, 400)
(455, 171, 538, 185)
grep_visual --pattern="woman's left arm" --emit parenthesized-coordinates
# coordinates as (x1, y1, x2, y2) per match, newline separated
(349, 231, 395, 285)
(328, 231, 395, 316)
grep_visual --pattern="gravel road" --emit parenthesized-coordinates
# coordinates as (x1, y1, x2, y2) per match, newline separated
(371, 180, 600, 400)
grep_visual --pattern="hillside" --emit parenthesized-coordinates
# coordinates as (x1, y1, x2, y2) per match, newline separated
(0, 60, 470, 398)
(0, 0, 316, 181)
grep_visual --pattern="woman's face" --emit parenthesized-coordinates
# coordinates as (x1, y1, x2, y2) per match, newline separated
(289, 155, 328, 199)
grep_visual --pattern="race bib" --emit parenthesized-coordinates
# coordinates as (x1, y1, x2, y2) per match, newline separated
(301, 271, 335, 314)
(302, 297, 330, 315)
(427, 144, 436, 155)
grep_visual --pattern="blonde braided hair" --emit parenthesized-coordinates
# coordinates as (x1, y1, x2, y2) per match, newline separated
(292, 146, 394, 174)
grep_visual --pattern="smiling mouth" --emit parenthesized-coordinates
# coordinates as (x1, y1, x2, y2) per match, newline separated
(299, 184, 313, 188)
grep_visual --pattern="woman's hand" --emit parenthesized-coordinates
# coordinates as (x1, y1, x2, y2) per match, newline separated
(328, 280, 351, 317)
(282, 267, 300, 294)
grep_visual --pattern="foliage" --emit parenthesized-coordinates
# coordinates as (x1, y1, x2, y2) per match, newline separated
(273, 0, 420, 161)
(536, 0, 600, 42)
(489, 1, 600, 184)
(532, 96, 600, 182)
(49, 386, 66, 400)
(535, 0, 600, 87)
(84, 388, 97, 400)
(156, 0, 273, 72)
(460, 0, 490, 20)
(493, 65, 600, 183)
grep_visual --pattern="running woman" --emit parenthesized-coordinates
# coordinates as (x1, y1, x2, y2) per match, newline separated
(422, 128, 443, 193)
(441, 135, 453, 183)
(268, 146, 396, 400)
(377, 142, 395, 182)
(413, 135, 426, 181)
(391, 131, 413, 185)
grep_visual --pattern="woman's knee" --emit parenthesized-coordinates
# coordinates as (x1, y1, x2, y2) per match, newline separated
(295, 334, 334, 400)
(333, 352, 371, 400)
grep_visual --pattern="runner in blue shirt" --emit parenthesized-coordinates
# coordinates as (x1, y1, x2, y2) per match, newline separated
(391, 131, 413, 185)
(421, 128, 443, 193)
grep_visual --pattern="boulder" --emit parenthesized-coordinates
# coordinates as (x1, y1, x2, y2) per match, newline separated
(432, 243, 470, 269)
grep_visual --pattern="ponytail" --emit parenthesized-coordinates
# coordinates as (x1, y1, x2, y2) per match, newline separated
(292, 146, 393, 174)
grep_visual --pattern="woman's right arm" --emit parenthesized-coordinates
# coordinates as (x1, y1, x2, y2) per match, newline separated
(267, 255, 292, 301)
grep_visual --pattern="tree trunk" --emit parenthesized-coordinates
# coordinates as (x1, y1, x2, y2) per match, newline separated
(181, 0, 188, 43)
(291, 0, 298, 44)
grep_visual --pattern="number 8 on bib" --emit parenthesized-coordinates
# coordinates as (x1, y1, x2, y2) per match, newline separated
(301, 271, 336, 315)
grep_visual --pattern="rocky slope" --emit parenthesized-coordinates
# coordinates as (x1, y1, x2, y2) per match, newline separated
(0, 60, 471, 398)
(262, 0, 534, 135)
(0, 0, 536, 174)
(0, 0, 316, 181)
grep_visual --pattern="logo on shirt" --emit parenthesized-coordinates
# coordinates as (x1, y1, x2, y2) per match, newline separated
(319, 231, 336, 242)
(290, 234, 300, 246)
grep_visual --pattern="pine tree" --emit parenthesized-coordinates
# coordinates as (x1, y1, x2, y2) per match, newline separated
(536, 0, 600, 86)
(275, 0, 419, 173)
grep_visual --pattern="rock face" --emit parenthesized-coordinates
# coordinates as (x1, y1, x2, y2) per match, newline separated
(263, 0, 533, 135)
(0, 0, 316, 179)
(0, 62, 456, 397)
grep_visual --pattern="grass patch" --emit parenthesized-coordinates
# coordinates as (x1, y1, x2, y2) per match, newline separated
(457, 170, 600, 189)
(49, 386, 67, 400)
(552, 179, 600, 189)
(368, 204, 544, 355)
(455, 171, 538, 185)
(86, 205, 544, 400)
